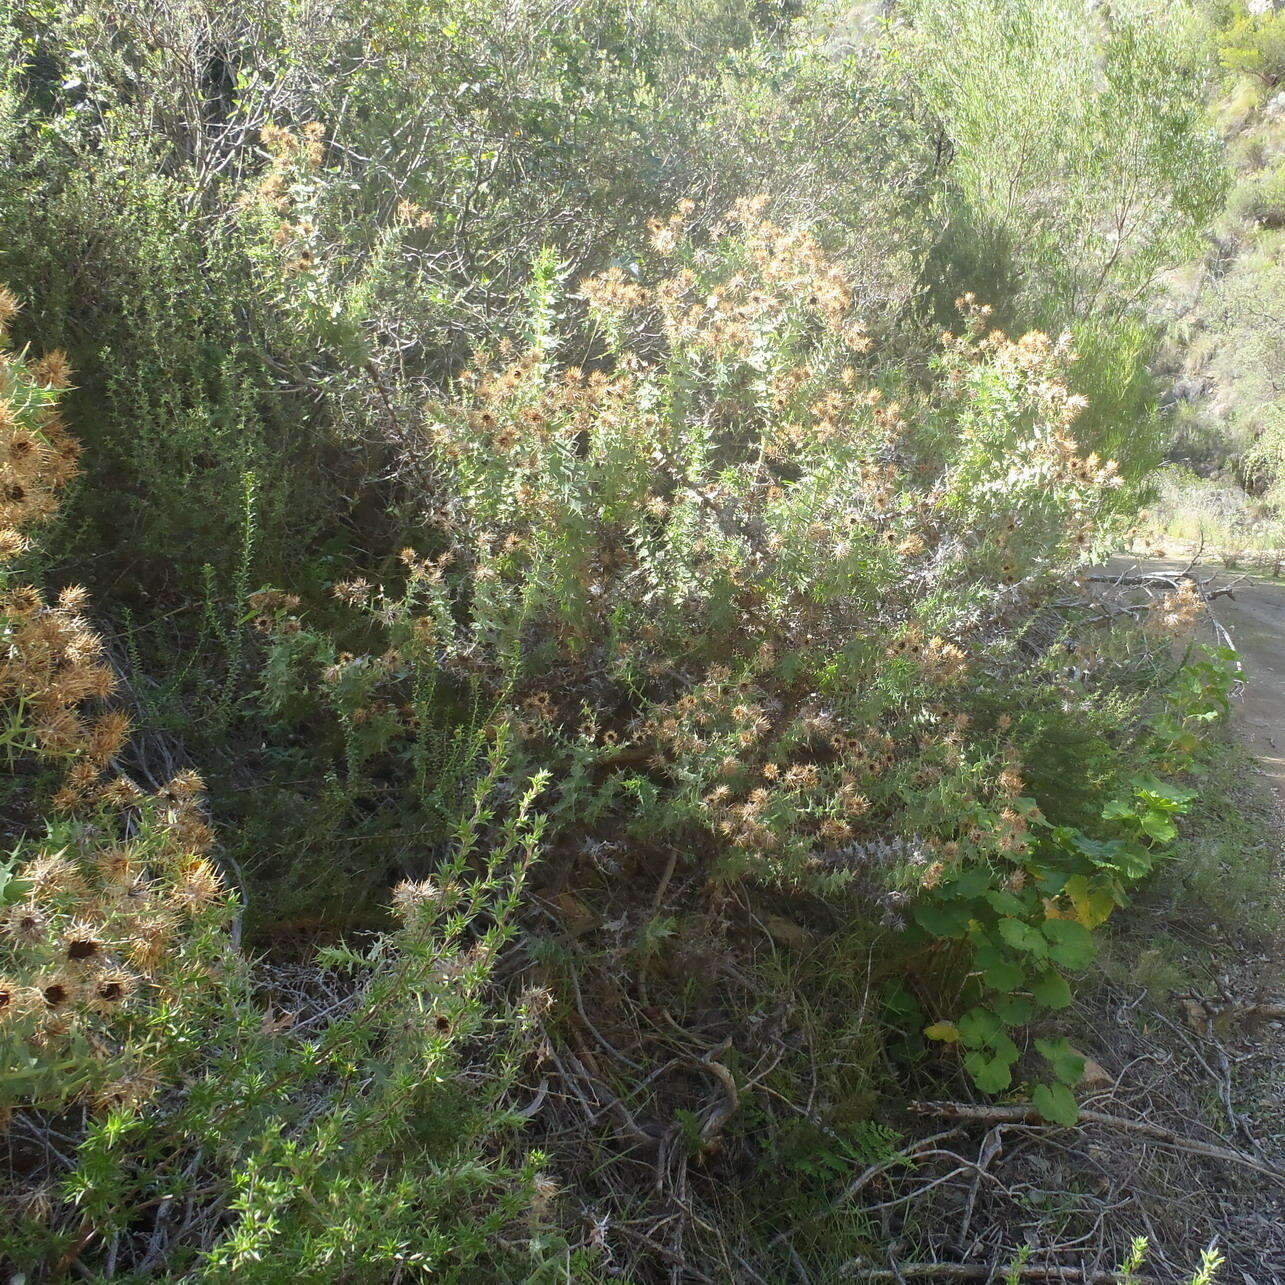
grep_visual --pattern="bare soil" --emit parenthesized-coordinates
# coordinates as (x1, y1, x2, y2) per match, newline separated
(1114, 556, 1285, 801)
(1214, 575, 1285, 803)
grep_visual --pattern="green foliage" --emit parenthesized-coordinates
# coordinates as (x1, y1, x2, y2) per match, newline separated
(0, 296, 547, 1279)
(916, 646, 1235, 1119)
(1117, 1235, 1224, 1284)
(1230, 158, 1285, 227)
(1, 741, 549, 1278)
(244, 218, 1136, 914)
(1065, 317, 1167, 493)
(0, 0, 1250, 1273)
(0, 127, 335, 602)
(1219, 7, 1285, 86)
(905, 0, 1226, 324)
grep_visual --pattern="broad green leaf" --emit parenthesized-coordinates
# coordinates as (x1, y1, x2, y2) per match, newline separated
(1134, 777, 1196, 806)
(1070, 832, 1130, 868)
(957, 1006, 1002, 1049)
(1035, 1036, 1085, 1085)
(984, 889, 1026, 917)
(914, 898, 971, 939)
(993, 994, 1034, 1025)
(982, 957, 1025, 992)
(1032, 1081, 1079, 1125)
(1111, 844, 1156, 880)
(964, 1050, 1012, 1094)
(990, 1031, 1020, 1064)
(1031, 970, 1072, 1010)
(1101, 798, 1135, 822)
(942, 867, 991, 900)
(1138, 813, 1177, 843)
(997, 917, 1047, 958)
(1042, 918, 1094, 969)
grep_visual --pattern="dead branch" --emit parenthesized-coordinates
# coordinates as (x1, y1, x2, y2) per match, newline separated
(909, 1100, 1285, 1182)
(845, 1266, 1159, 1282)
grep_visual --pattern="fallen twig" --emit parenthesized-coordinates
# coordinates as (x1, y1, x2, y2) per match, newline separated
(840, 1129, 963, 1203)
(909, 1100, 1285, 1182)
(844, 1266, 1158, 1282)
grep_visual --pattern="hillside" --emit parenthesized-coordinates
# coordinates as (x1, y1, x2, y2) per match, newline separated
(0, 1, 1280, 1280)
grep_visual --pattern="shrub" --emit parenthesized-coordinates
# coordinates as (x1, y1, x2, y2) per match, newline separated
(1229, 159, 1285, 227)
(259, 207, 1126, 895)
(1219, 7, 1285, 87)
(905, 0, 1226, 324)
(0, 293, 547, 1279)
(247, 207, 1229, 1123)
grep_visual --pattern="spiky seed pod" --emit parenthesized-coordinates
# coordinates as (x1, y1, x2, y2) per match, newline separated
(4, 901, 48, 945)
(86, 710, 132, 765)
(169, 858, 224, 914)
(391, 879, 440, 923)
(101, 877, 153, 915)
(37, 973, 81, 1011)
(98, 776, 144, 809)
(0, 977, 40, 1024)
(164, 769, 205, 801)
(96, 845, 142, 887)
(127, 910, 178, 971)
(86, 969, 137, 1014)
(24, 853, 87, 900)
(34, 707, 84, 755)
(61, 921, 108, 968)
(0, 285, 21, 330)
(28, 349, 72, 389)
(166, 811, 214, 855)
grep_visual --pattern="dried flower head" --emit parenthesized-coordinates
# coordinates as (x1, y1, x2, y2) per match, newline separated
(86, 969, 138, 1014)
(61, 921, 108, 967)
(4, 901, 48, 945)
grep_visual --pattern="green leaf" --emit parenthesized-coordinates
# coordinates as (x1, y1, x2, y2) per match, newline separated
(984, 889, 1026, 917)
(957, 1006, 1002, 1049)
(1138, 813, 1177, 843)
(1134, 777, 1196, 806)
(1101, 798, 1135, 822)
(1032, 1081, 1079, 1125)
(882, 981, 923, 1027)
(1042, 918, 1094, 969)
(1035, 1036, 1085, 1085)
(964, 1050, 1013, 1093)
(1031, 970, 1072, 1010)
(941, 867, 991, 899)
(993, 994, 1034, 1025)
(914, 898, 971, 939)
(996, 917, 1048, 958)
(990, 1031, 1021, 1065)
(1069, 832, 1129, 868)
(982, 957, 1026, 992)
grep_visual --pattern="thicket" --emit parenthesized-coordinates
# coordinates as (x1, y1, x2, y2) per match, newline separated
(0, 0, 1245, 1278)
(1156, 1, 1285, 534)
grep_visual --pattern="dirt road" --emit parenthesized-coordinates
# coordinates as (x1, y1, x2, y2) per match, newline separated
(1211, 574, 1285, 801)
(1109, 557, 1285, 803)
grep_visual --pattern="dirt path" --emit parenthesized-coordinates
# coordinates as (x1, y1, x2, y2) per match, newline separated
(1212, 575, 1285, 802)
(1110, 557, 1285, 803)
(1090, 559, 1285, 1276)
